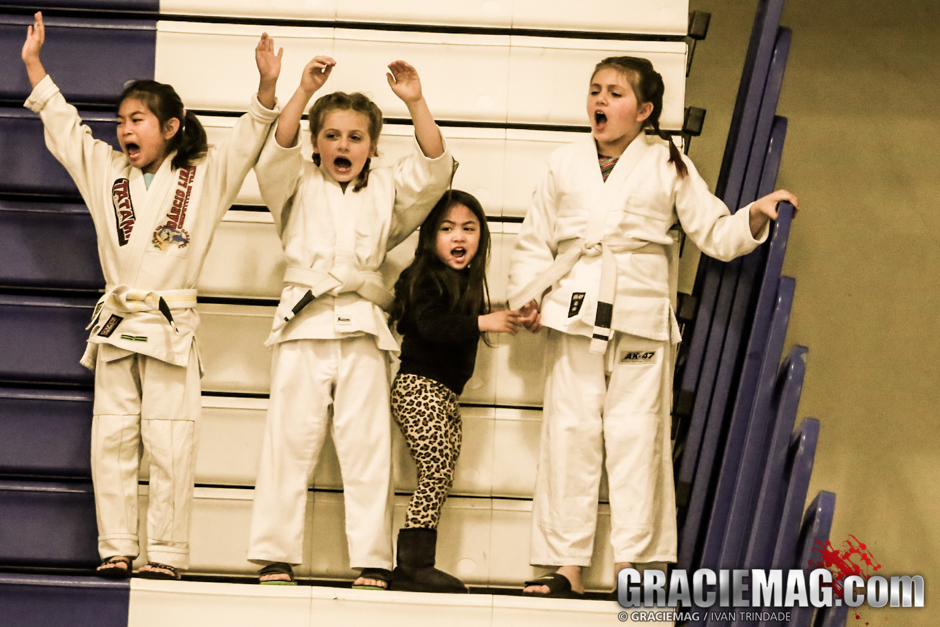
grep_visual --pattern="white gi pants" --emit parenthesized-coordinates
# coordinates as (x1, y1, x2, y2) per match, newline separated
(248, 336, 394, 570)
(530, 329, 677, 566)
(91, 345, 201, 570)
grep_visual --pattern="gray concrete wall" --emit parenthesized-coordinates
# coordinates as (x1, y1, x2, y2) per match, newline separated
(687, 0, 939, 622)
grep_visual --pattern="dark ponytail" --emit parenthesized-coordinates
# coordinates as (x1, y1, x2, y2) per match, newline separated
(592, 56, 688, 178)
(118, 80, 208, 170)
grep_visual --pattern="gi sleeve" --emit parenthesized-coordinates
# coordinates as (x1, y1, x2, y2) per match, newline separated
(253, 119, 303, 235)
(386, 134, 455, 251)
(203, 93, 281, 226)
(674, 155, 769, 262)
(24, 75, 122, 222)
(507, 160, 561, 306)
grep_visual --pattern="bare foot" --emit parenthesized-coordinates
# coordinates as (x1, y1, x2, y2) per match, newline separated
(524, 565, 584, 595)
(261, 571, 292, 583)
(353, 576, 388, 589)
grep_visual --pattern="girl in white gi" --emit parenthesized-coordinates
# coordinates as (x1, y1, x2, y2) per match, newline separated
(247, 55, 454, 587)
(388, 190, 521, 593)
(509, 56, 798, 598)
(21, 12, 282, 580)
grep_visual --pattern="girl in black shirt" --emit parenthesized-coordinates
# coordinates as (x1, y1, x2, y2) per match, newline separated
(388, 190, 521, 592)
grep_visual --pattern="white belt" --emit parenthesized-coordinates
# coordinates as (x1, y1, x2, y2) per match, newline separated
(90, 286, 198, 335)
(508, 237, 665, 354)
(275, 264, 394, 332)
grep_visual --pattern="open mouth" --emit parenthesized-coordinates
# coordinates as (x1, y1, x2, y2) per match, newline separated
(333, 157, 352, 171)
(451, 247, 467, 261)
(125, 142, 141, 160)
(594, 111, 607, 126)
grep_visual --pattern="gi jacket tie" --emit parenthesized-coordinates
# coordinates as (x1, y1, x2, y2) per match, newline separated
(509, 236, 666, 354)
(274, 258, 394, 335)
(81, 285, 198, 370)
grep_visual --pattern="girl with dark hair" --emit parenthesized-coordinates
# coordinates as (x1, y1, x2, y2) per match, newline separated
(21, 12, 282, 580)
(508, 56, 798, 597)
(247, 55, 455, 588)
(388, 190, 520, 593)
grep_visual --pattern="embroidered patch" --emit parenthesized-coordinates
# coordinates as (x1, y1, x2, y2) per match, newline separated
(97, 314, 124, 338)
(568, 292, 586, 318)
(152, 165, 197, 252)
(111, 178, 135, 246)
(620, 350, 656, 365)
(120, 334, 148, 342)
(152, 225, 191, 251)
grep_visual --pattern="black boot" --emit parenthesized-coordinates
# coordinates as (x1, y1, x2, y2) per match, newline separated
(391, 528, 467, 593)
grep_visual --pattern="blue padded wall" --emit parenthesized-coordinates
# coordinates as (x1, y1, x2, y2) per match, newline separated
(0, 574, 129, 627)
(0, 108, 121, 196)
(0, 388, 94, 477)
(0, 479, 98, 567)
(0, 14, 156, 104)
(0, 294, 97, 385)
(0, 201, 103, 289)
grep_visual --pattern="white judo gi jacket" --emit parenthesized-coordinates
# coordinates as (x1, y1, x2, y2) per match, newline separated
(508, 133, 768, 343)
(25, 76, 280, 369)
(507, 133, 770, 564)
(255, 124, 454, 351)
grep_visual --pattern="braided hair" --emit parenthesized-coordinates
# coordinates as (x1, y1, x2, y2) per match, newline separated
(118, 80, 207, 170)
(592, 56, 688, 178)
(308, 91, 383, 192)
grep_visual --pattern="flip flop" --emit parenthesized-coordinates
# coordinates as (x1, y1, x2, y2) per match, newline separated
(136, 562, 181, 580)
(523, 573, 585, 599)
(96, 556, 132, 580)
(259, 562, 297, 586)
(352, 567, 392, 590)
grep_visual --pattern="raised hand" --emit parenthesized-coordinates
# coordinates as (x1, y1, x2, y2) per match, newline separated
(22, 11, 47, 87)
(255, 33, 283, 84)
(299, 55, 336, 96)
(255, 32, 283, 110)
(386, 60, 423, 104)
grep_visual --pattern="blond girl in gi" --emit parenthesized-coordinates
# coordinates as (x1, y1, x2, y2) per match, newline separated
(247, 55, 454, 587)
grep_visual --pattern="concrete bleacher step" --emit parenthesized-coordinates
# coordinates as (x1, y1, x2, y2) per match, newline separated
(159, 0, 688, 35)
(131, 487, 617, 591)
(126, 579, 650, 627)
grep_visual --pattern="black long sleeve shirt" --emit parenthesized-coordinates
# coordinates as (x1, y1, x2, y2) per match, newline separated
(396, 275, 480, 396)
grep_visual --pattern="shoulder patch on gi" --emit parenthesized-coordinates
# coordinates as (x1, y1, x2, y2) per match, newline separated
(97, 314, 124, 338)
(620, 350, 656, 365)
(111, 178, 135, 246)
(568, 292, 586, 318)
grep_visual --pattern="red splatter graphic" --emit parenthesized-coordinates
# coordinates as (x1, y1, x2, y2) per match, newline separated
(807, 535, 883, 622)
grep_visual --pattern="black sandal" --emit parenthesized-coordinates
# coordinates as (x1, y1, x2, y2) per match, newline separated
(136, 562, 181, 580)
(522, 573, 585, 599)
(352, 567, 392, 590)
(259, 562, 297, 586)
(96, 556, 132, 580)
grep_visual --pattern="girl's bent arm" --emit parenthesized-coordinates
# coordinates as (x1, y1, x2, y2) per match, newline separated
(275, 56, 335, 148)
(748, 189, 798, 237)
(387, 61, 444, 159)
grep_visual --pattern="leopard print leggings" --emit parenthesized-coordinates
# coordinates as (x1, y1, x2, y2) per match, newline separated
(391, 373, 462, 529)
